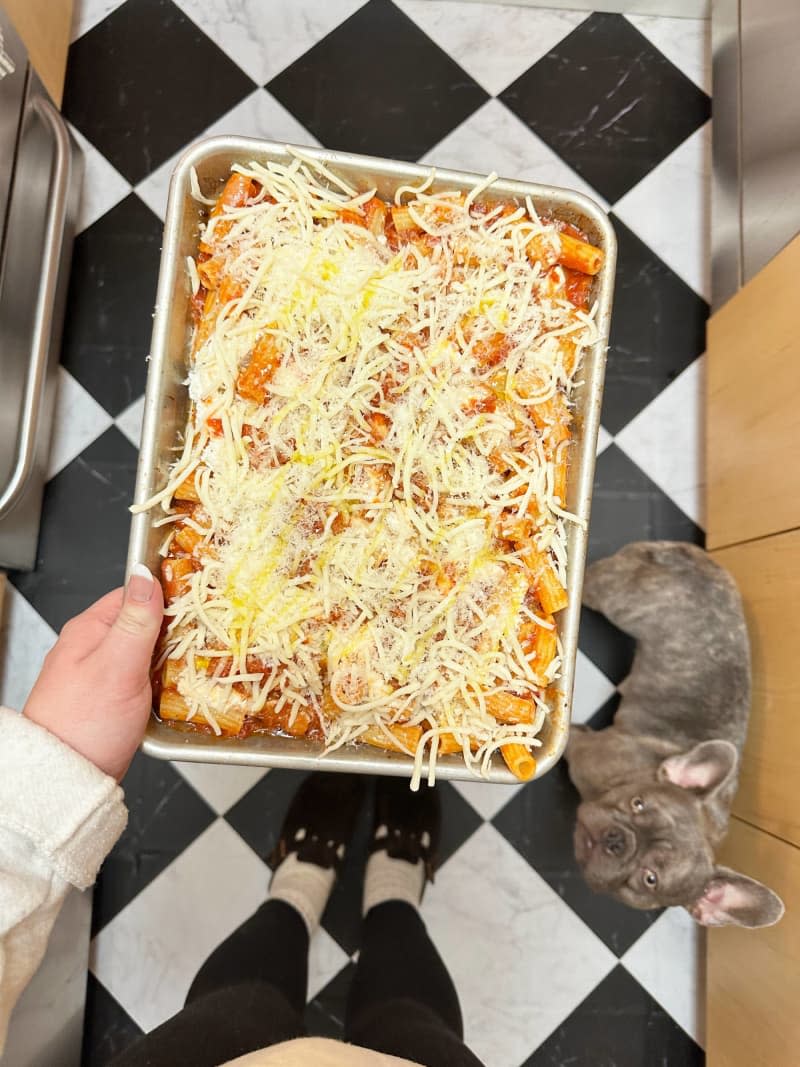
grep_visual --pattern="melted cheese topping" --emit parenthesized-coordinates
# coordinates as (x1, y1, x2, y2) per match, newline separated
(134, 152, 599, 783)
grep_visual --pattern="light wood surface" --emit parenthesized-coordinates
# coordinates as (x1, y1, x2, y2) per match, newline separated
(4, 0, 74, 106)
(706, 233, 800, 550)
(707, 817, 800, 1066)
(712, 530, 800, 847)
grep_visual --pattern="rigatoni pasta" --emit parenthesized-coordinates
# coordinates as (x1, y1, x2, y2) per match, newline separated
(132, 151, 603, 786)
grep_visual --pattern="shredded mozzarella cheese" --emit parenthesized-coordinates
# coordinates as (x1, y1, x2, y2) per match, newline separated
(138, 153, 598, 782)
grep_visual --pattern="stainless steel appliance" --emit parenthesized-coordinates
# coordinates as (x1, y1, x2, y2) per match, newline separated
(0, 6, 81, 569)
(127, 136, 616, 783)
(0, 13, 88, 1067)
(712, 0, 800, 309)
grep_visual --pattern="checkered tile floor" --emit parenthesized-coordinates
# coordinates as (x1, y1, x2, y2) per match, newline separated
(0, 2, 710, 1064)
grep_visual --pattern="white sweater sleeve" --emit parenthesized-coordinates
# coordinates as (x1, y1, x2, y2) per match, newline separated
(0, 706, 128, 1052)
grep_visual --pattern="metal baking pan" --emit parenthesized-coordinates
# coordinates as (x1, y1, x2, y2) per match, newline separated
(127, 136, 617, 783)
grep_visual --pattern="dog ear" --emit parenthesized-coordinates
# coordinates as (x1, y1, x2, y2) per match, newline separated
(658, 740, 738, 797)
(687, 867, 785, 928)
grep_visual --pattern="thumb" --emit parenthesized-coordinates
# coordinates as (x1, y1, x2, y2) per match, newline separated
(101, 563, 164, 688)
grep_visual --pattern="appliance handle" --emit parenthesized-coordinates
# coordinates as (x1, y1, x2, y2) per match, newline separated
(0, 96, 72, 520)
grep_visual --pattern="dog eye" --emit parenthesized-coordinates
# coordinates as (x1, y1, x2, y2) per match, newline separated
(642, 869, 658, 889)
(631, 796, 645, 813)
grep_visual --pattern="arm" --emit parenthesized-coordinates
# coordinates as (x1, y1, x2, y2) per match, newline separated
(0, 566, 163, 1052)
(0, 710, 126, 1051)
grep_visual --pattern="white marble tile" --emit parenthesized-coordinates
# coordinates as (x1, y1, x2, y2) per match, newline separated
(173, 0, 366, 84)
(3, 886, 92, 1066)
(625, 13, 711, 94)
(114, 394, 146, 449)
(596, 424, 613, 455)
(396, 1, 588, 97)
(452, 778, 521, 822)
(0, 584, 56, 712)
(173, 761, 269, 815)
(135, 88, 319, 221)
(623, 906, 706, 1047)
(70, 0, 121, 41)
(614, 122, 711, 301)
(615, 355, 705, 528)
(571, 648, 616, 725)
(308, 925, 351, 1001)
(421, 99, 607, 208)
(90, 820, 270, 1031)
(69, 123, 132, 234)
(48, 367, 114, 480)
(421, 823, 615, 1066)
(91, 818, 348, 1029)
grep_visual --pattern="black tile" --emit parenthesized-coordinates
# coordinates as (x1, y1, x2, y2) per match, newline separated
(586, 691, 621, 732)
(522, 965, 704, 1066)
(492, 760, 660, 955)
(603, 215, 709, 434)
(589, 445, 704, 567)
(319, 798, 371, 956)
(9, 428, 139, 633)
(81, 973, 144, 1067)
(63, 0, 255, 183)
(500, 12, 710, 203)
(317, 783, 380, 956)
(578, 608, 636, 687)
(438, 779, 485, 864)
(61, 194, 162, 416)
(305, 961, 355, 1041)
(91, 751, 216, 934)
(225, 768, 311, 861)
(267, 0, 488, 162)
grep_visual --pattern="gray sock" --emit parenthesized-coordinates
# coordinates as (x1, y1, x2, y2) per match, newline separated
(270, 853, 335, 936)
(362, 830, 426, 916)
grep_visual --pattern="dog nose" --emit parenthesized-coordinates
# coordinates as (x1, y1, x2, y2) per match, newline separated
(603, 826, 626, 856)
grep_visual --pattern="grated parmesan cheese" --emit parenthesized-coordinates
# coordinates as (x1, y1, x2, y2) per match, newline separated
(137, 153, 599, 783)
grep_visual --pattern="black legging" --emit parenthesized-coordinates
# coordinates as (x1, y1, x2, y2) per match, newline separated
(109, 898, 484, 1067)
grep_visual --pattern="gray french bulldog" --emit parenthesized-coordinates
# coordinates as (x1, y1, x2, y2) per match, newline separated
(565, 541, 784, 929)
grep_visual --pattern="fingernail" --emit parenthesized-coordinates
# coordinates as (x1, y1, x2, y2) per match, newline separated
(128, 562, 155, 603)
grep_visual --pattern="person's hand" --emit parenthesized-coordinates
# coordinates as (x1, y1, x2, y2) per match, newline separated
(23, 564, 164, 781)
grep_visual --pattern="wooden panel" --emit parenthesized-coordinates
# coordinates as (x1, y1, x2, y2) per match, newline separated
(707, 818, 800, 1066)
(712, 529, 800, 846)
(4, 0, 74, 106)
(706, 233, 800, 550)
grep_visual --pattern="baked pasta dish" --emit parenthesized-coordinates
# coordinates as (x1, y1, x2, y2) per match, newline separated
(133, 151, 604, 786)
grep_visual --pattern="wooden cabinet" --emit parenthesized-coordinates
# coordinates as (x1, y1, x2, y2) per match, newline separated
(706, 232, 800, 1066)
(712, 531, 800, 847)
(707, 819, 800, 1066)
(4, 0, 74, 106)
(707, 236, 800, 550)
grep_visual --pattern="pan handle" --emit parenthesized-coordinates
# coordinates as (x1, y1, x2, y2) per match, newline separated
(0, 96, 72, 520)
